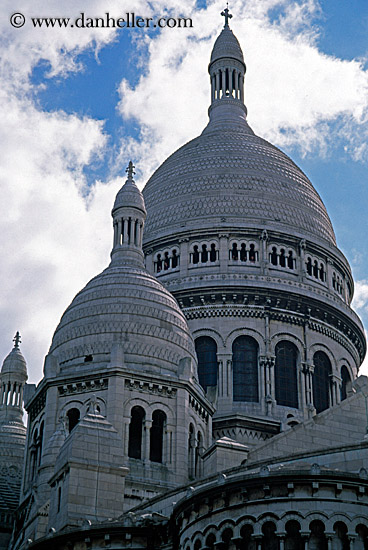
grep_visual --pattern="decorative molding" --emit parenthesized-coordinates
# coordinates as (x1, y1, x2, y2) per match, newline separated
(125, 379, 177, 398)
(58, 378, 108, 397)
(189, 395, 209, 423)
(29, 391, 46, 421)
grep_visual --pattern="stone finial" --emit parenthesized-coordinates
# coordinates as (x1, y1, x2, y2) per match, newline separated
(13, 331, 21, 349)
(126, 161, 135, 181)
(221, 5, 232, 28)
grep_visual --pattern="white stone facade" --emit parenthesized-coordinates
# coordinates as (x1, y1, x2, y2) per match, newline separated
(3, 13, 368, 550)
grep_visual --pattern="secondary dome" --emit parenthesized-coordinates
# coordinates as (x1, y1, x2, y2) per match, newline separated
(143, 15, 336, 247)
(49, 165, 196, 374)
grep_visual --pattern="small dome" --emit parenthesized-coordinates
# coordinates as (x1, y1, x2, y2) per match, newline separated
(49, 264, 196, 375)
(113, 179, 146, 214)
(1, 347, 27, 380)
(210, 27, 245, 66)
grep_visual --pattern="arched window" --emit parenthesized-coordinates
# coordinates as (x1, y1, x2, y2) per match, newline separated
(38, 422, 44, 466)
(172, 249, 179, 268)
(192, 245, 199, 264)
(249, 244, 256, 262)
(231, 243, 238, 260)
(340, 366, 351, 401)
(287, 251, 294, 269)
(275, 342, 298, 408)
(280, 249, 286, 267)
(128, 406, 145, 459)
(201, 244, 208, 263)
(67, 408, 80, 433)
(210, 243, 217, 262)
(313, 351, 332, 413)
(240, 525, 254, 550)
(306, 257, 312, 276)
(285, 520, 302, 550)
(195, 337, 218, 391)
(222, 528, 234, 550)
(150, 410, 166, 463)
(195, 431, 202, 478)
(164, 251, 170, 270)
(232, 336, 258, 402)
(262, 522, 279, 550)
(333, 522, 349, 550)
(309, 520, 327, 550)
(188, 423, 195, 478)
(156, 254, 162, 272)
(356, 525, 368, 549)
(240, 243, 247, 261)
(270, 247, 278, 266)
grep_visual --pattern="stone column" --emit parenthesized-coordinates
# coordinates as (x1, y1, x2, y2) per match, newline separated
(240, 73, 244, 102)
(179, 237, 190, 277)
(299, 239, 306, 282)
(217, 353, 232, 399)
(117, 219, 122, 246)
(144, 419, 152, 463)
(123, 217, 129, 244)
(260, 230, 269, 275)
(260, 355, 275, 415)
(124, 419, 130, 457)
(215, 71, 220, 99)
(331, 374, 341, 405)
(326, 258, 334, 291)
(219, 233, 229, 274)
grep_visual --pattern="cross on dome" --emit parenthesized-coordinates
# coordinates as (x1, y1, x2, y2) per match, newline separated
(126, 161, 135, 181)
(13, 331, 21, 349)
(221, 5, 232, 28)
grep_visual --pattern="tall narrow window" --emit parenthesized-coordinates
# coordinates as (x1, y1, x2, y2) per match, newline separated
(67, 408, 80, 433)
(275, 341, 298, 408)
(150, 410, 166, 463)
(340, 366, 351, 402)
(195, 337, 218, 391)
(210, 243, 217, 262)
(313, 351, 332, 413)
(232, 336, 258, 402)
(128, 406, 145, 459)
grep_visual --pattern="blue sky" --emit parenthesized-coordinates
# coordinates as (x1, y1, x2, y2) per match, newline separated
(1, 0, 368, 382)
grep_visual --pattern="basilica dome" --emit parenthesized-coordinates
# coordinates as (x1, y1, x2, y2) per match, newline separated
(143, 27, 335, 248)
(49, 170, 196, 374)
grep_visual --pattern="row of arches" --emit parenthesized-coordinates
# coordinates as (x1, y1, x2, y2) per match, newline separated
(195, 337, 352, 413)
(188, 520, 367, 550)
(155, 249, 180, 272)
(306, 257, 326, 282)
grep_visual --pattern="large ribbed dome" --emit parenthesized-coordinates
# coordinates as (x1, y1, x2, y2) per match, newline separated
(49, 264, 196, 372)
(143, 125, 336, 245)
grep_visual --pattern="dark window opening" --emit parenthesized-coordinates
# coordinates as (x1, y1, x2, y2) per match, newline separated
(192, 246, 199, 264)
(156, 254, 162, 272)
(262, 522, 279, 550)
(172, 249, 178, 268)
(287, 251, 294, 269)
(195, 336, 218, 391)
(306, 257, 312, 276)
(57, 486, 62, 513)
(309, 520, 327, 550)
(249, 243, 256, 262)
(150, 410, 166, 463)
(232, 336, 259, 402)
(280, 249, 286, 267)
(319, 264, 324, 281)
(275, 341, 298, 408)
(313, 260, 319, 278)
(128, 406, 145, 459)
(201, 244, 208, 263)
(231, 243, 238, 260)
(313, 351, 331, 413)
(164, 251, 170, 270)
(84, 354, 93, 363)
(285, 520, 302, 550)
(240, 243, 247, 262)
(67, 408, 80, 433)
(210, 243, 217, 262)
(270, 247, 278, 266)
(340, 365, 351, 401)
